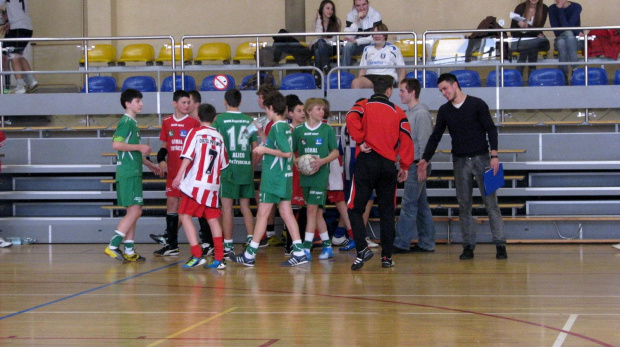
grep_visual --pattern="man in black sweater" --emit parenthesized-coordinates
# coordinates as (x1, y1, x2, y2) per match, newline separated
(417, 73, 507, 260)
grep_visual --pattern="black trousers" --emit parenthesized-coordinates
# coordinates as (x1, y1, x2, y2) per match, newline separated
(347, 151, 398, 257)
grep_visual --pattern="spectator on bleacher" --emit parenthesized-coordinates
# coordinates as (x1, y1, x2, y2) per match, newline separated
(393, 78, 436, 254)
(1, 7, 11, 91)
(548, 0, 583, 79)
(310, 0, 341, 75)
(510, 0, 550, 78)
(342, 0, 382, 67)
(417, 73, 507, 261)
(351, 23, 405, 89)
(587, 29, 620, 59)
(0, 0, 37, 94)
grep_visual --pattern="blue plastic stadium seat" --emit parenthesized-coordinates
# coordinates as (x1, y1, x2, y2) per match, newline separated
(161, 75, 197, 92)
(240, 73, 276, 90)
(570, 67, 608, 86)
(614, 69, 620, 85)
(405, 70, 439, 88)
(280, 73, 316, 90)
(528, 68, 565, 87)
(121, 76, 157, 92)
(486, 69, 523, 87)
(328, 71, 355, 89)
(200, 74, 236, 91)
(451, 69, 481, 87)
(81, 76, 117, 93)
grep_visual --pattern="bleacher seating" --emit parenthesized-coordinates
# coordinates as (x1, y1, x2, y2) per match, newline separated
(451, 69, 481, 87)
(328, 71, 355, 89)
(280, 73, 316, 90)
(78, 44, 116, 66)
(161, 74, 197, 92)
(200, 74, 236, 91)
(194, 42, 232, 64)
(233, 41, 266, 63)
(116, 43, 155, 66)
(528, 68, 565, 87)
(615, 69, 620, 85)
(155, 44, 194, 65)
(570, 67, 608, 86)
(81, 76, 117, 93)
(405, 70, 438, 88)
(486, 69, 523, 87)
(240, 73, 275, 90)
(121, 76, 158, 92)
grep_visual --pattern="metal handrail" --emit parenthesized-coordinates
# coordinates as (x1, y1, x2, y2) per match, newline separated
(0, 35, 174, 93)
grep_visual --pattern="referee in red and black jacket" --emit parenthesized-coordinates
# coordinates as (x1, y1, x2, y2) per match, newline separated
(345, 75, 414, 270)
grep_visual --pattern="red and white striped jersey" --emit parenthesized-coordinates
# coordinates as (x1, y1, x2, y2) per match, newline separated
(179, 125, 229, 208)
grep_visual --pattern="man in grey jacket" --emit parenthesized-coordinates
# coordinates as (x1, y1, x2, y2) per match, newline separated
(393, 78, 436, 253)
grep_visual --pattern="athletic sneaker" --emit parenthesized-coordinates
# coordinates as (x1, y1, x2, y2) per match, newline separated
(281, 253, 308, 267)
(339, 238, 356, 251)
(318, 247, 334, 260)
(104, 246, 126, 262)
(258, 238, 269, 248)
(613, 243, 620, 250)
(267, 235, 285, 246)
(153, 244, 179, 256)
(149, 233, 167, 245)
(284, 244, 292, 256)
(366, 237, 379, 248)
(11, 86, 26, 95)
(201, 243, 214, 256)
(351, 247, 374, 270)
(331, 235, 347, 246)
(233, 252, 255, 267)
(223, 248, 235, 260)
(0, 237, 12, 248)
(182, 256, 206, 269)
(27, 81, 39, 93)
(123, 252, 146, 262)
(205, 259, 227, 270)
(381, 256, 394, 268)
(303, 249, 312, 261)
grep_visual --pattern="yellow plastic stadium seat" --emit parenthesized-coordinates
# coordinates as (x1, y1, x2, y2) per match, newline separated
(78, 44, 116, 66)
(194, 42, 232, 64)
(233, 41, 267, 63)
(394, 40, 415, 58)
(117, 44, 155, 66)
(155, 44, 194, 65)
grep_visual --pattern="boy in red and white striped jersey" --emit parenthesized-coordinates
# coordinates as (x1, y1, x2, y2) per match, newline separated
(172, 104, 229, 269)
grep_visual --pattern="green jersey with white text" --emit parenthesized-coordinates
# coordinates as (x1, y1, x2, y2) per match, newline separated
(212, 111, 257, 184)
(113, 114, 143, 180)
(260, 121, 293, 199)
(293, 122, 337, 189)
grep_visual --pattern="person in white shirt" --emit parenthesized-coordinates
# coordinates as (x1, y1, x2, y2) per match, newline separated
(0, 0, 37, 94)
(341, 0, 382, 67)
(309, 0, 341, 74)
(351, 23, 405, 89)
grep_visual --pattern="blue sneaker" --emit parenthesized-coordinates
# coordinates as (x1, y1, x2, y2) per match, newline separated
(319, 247, 334, 260)
(205, 259, 227, 270)
(182, 256, 206, 269)
(339, 238, 356, 251)
(233, 252, 255, 267)
(304, 249, 312, 261)
(281, 253, 308, 267)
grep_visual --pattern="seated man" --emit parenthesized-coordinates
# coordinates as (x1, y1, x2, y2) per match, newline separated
(341, 0, 382, 67)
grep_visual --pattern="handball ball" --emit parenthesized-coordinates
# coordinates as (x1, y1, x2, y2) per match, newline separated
(297, 154, 318, 176)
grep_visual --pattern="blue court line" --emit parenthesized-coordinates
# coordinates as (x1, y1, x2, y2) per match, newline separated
(0, 262, 181, 321)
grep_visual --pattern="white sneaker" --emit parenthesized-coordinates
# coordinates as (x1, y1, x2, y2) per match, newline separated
(331, 235, 347, 246)
(612, 243, 620, 250)
(0, 237, 12, 248)
(27, 80, 39, 93)
(366, 237, 379, 248)
(11, 86, 26, 94)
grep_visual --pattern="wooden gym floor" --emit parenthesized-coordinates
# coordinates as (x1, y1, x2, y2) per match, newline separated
(1, 243, 620, 346)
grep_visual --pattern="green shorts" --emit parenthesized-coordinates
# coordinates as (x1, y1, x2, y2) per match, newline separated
(302, 186, 326, 207)
(116, 176, 144, 207)
(220, 178, 255, 199)
(259, 191, 291, 204)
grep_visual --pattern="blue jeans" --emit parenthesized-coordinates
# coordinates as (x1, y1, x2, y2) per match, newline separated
(453, 154, 505, 249)
(395, 163, 436, 250)
(554, 30, 584, 77)
(313, 39, 336, 71)
(340, 41, 368, 66)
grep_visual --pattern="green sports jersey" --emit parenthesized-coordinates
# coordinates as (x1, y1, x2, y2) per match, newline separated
(260, 121, 293, 199)
(212, 111, 257, 184)
(293, 122, 337, 189)
(113, 114, 143, 180)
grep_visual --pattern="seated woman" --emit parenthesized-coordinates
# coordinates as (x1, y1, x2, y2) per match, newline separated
(351, 23, 405, 89)
(309, 0, 341, 75)
(510, 0, 550, 78)
(548, 0, 583, 78)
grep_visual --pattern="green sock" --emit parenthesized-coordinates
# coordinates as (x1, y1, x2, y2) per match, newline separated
(245, 235, 253, 244)
(124, 240, 135, 255)
(292, 242, 303, 253)
(109, 230, 125, 248)
(322, 239, 332, 248)
(303, 241, 313, 250)
(224, 240, 234, 251)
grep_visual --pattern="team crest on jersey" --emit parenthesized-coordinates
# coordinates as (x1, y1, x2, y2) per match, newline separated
(301, 138, 307, 145)
(381, 53, 386, 59)
(315, 138, 323, 146)
(168, 130, 174, 137)
(180, 130, 188, 137)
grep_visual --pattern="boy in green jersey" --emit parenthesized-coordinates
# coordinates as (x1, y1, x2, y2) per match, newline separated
(293, 98, 339, 260)
(104, 89, 161, 262)
(212, 89, 259, 259)
(233, 92, 307, 267)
